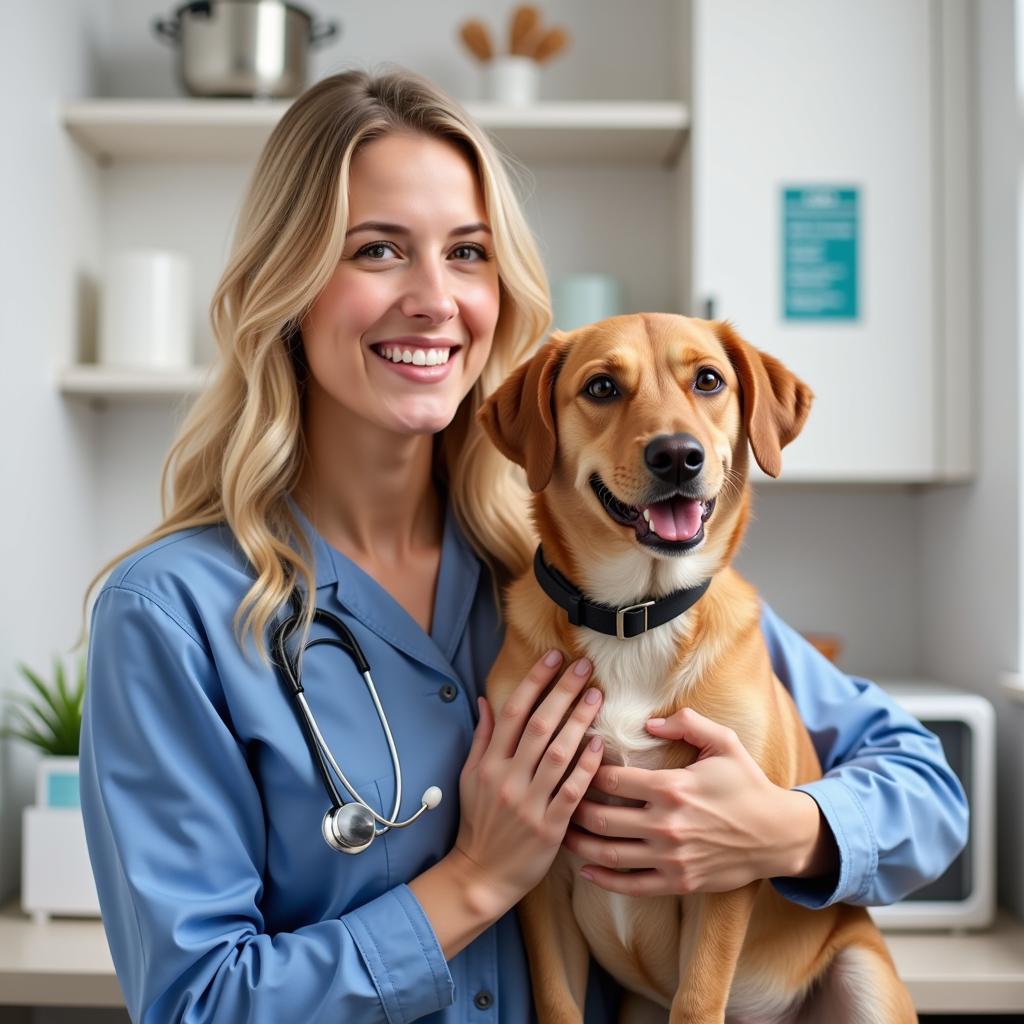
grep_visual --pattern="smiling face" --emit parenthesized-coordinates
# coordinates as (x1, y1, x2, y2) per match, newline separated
(479, 313, 813, 578)
(299, 131, 501, 437)
(557, 315, 744, 559)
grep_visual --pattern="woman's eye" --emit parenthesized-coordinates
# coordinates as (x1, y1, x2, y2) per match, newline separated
(452, 243, 489, 261)
(356, 241, 399, 261)
(585, 375, 619, 401)
(695, 369, 723, 393)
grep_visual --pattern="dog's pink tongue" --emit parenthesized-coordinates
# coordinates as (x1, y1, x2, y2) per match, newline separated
(646, 497, 702, 541)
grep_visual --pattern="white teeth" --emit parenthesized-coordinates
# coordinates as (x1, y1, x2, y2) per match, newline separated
(642, 508, 650, 522)
(377, 345, 452, 366)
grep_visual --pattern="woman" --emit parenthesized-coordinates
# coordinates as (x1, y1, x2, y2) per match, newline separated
(79, 68, 966, 1023)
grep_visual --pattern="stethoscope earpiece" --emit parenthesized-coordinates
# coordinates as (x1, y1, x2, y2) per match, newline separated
(274, 592, 444, 855)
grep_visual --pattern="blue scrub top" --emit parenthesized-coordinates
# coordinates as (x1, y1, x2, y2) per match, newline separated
(80, 497, 968, 1024)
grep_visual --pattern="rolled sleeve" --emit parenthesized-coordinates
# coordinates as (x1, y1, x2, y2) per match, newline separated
(760, 601, 969, 909)
(81, 584, 455, 1024)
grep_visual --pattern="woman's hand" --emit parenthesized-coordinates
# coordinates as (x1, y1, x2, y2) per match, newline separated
(451, 650, 605, 917)
(561, 707, 837, 897)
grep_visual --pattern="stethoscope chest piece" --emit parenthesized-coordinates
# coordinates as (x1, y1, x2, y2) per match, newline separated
(323, 803, 376, 855)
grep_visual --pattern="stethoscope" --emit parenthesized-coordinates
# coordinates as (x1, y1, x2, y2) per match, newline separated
(271, 589, 443, 854)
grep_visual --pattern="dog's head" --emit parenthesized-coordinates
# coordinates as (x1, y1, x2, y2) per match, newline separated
(477, 313, 812, 576)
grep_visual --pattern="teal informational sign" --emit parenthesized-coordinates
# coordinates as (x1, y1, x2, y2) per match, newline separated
(782, 187, 859, 320)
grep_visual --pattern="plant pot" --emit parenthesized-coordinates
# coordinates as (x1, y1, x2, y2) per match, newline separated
(483, 55, 540, 105)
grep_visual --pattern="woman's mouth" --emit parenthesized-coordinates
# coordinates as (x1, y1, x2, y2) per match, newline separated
(589, 473, 716, 551)
(368, 342, 462, 382)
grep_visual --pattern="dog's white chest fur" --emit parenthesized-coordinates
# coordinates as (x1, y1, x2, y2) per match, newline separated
(575, 550, 712, 771)
(583, 625, 685, 770)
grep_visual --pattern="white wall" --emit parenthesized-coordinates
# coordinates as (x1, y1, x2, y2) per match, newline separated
(736, 484, 923, 677)
(919, 0, 1024, 918)
(0, 0, 101, 905)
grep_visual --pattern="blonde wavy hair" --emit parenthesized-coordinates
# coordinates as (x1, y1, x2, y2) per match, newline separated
(80, 66, 550, 665)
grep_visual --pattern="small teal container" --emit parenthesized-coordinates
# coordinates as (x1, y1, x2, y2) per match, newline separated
(36, 757, 81, 809)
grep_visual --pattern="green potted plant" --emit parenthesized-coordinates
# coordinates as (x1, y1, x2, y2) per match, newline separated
(2, 653, 98, 922)
(3, 655, 85, 807)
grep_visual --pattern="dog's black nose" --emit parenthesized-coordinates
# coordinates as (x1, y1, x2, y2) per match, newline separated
(644, 433, 705, 485)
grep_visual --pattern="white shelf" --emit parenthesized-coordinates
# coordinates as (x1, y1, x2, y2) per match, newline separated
(57, 364, 212, 401)
(62, 99, 690, 165)
(1, 899, 1023, 1013)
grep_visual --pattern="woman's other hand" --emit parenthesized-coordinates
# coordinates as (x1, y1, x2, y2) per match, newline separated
(451, 651, 605, 916)
(561, 707, 837, 897)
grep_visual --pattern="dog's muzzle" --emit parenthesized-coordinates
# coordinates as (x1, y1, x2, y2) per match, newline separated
(589, 474, 716, 552)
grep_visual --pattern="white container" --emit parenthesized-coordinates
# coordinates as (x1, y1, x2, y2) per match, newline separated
(98, 248, 194, 369)
(22, 806, 100, 924)
(483, 55, 539, 105)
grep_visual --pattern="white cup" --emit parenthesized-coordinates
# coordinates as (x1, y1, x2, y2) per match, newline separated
(484, 55, 540, 105)
(98, 249, 193, 370)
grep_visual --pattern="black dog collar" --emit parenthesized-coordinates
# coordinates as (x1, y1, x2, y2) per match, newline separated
(533, 545, 711, 641)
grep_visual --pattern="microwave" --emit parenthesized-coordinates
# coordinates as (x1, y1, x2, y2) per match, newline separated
(865, 681, 995, 931)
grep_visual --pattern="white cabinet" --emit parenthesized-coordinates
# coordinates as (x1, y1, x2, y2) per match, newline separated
(690, 0, 971, 482)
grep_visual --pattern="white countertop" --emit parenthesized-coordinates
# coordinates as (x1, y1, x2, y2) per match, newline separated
(2, 902, 1023, 1013)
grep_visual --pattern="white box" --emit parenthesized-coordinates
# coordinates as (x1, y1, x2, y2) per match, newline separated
(869, 681, 995, 931)
(21, 806, 100, 924)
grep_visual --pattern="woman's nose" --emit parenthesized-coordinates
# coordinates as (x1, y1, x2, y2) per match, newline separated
(398, 259, 458, 323)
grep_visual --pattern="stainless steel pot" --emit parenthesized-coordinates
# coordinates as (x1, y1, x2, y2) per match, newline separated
(154, 0, 340, 99)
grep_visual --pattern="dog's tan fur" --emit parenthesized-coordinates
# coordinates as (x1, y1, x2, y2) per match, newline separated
(476, 314, 916, 1023)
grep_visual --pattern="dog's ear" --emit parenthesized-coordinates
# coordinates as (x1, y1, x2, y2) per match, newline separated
(713, 321, 814, 478)
(477, 334, 568, 492)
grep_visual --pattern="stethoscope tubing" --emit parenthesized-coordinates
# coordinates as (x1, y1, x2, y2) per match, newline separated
(271, 594, 437, 840)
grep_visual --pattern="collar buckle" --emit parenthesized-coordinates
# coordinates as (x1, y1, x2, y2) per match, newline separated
(616, 600, 655, 641)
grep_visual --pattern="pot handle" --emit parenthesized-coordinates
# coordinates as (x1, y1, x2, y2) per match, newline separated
(152, 15, 181, 45)
(309, 19, 340, 47)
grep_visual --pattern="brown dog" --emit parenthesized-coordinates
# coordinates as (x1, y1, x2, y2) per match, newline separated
(476, 314, 916, 1023)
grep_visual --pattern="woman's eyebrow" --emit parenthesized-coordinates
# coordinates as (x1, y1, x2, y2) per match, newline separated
(345, 221, 492, 237)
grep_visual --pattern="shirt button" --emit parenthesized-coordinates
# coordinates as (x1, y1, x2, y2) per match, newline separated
(473, 990, 493, 1010)
(439, 682, 458, 702)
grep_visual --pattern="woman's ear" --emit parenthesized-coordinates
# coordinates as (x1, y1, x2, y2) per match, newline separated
(477, 334, 568, 492)
(713, 320, 814, 478)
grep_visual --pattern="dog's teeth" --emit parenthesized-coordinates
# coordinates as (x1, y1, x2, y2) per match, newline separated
(642, 508, 650, 522)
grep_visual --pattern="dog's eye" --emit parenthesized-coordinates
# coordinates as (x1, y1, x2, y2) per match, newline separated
(584, 375, 619, 401)
(695, 369, 724, 393)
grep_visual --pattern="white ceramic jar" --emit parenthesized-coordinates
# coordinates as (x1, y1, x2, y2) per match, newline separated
(98, 248, 194, 370)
